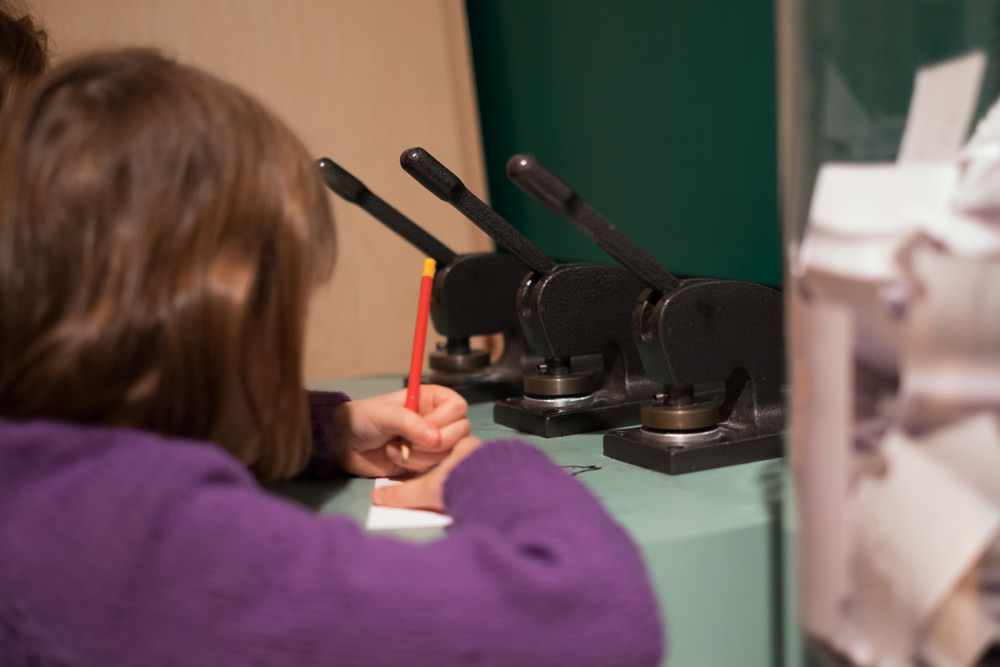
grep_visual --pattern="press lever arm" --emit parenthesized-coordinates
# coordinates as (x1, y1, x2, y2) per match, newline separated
(401, 147, 557, 275)
(318, 157, 457, 266)
(506, 154, 680, 294)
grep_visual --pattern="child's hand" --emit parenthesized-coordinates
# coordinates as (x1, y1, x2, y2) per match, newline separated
(329, 385, 471, 477)
(371, 435, 483, 512)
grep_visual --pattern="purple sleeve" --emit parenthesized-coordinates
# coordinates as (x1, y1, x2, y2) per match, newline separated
(299, 389, 351, 478)
(9, 431, 663, 665)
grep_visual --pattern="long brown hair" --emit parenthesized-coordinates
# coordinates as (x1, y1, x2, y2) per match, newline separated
(0, 49, 336, 480)
(0, 0, 47, 112)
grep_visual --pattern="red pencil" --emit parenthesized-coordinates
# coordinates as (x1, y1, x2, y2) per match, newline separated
(402, 258, 436, 462)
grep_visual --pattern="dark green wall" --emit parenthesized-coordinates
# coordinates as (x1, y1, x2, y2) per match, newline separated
(465, 0, 781, 285)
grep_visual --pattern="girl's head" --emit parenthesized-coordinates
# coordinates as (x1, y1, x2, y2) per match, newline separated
(0, 49, 336, 480)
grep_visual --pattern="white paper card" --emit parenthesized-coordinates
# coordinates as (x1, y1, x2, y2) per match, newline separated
(898, 51, 986, 163)
(800, 163, 956, 282)
(365, 477, 453, 531)
(854, 430, 1000, 629)
(808, 163, 956, 236)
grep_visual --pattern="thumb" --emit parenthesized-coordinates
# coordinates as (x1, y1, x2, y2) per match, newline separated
(371, 475, 443, 512)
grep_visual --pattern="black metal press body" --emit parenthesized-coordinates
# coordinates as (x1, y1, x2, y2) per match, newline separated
(506, 154, 784, 473)
(318, 158, 531, 403)
(401, 148, 661, 438)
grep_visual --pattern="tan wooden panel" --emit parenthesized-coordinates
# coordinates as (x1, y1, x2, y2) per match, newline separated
(30, 0, 493, 381)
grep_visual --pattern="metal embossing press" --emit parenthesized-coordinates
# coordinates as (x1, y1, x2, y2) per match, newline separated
(506, 154, 785, 473)
(400, 147, 661, 438)
(318, 157, 532, 404)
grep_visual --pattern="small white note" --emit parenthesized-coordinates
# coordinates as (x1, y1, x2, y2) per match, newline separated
(897, 51, 986, 163)
(365, 478, 453, 531)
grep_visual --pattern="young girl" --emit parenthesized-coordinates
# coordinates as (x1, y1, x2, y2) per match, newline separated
(0, 49, 663, 665)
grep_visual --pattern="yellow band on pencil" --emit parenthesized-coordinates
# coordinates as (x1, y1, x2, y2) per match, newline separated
(422, 258, 436, 277)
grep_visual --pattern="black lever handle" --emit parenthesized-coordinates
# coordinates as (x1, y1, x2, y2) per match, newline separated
(401, 147, 556, 275)
(506, 154, 680, 294)
(317, 157, 457, 266)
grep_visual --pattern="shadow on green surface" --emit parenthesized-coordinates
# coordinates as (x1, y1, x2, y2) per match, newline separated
(265, 478, 352, 511)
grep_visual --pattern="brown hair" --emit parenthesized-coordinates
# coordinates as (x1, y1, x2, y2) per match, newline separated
(0, 49, 336, 480)
(0, 0, 47, 112)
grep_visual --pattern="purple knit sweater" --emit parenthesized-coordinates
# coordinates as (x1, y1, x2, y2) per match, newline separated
(0, 393, 663, 666)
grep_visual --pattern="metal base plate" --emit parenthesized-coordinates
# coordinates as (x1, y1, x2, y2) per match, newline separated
(494, 393, 650, 438)
(603, 425, 783, 474)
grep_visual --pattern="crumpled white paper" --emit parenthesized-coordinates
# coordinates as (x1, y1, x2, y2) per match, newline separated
(793, 50, 1000, 666)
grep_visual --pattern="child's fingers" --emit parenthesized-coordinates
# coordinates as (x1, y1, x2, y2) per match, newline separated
(375, 406, 439, 450)
(435, 418, 472, 451)
(384, 441, 447, 473)
(419, 385, 468, 423)
(371, 475, 443, 512)
(403, 417, 469, 458)
(375, 437, 484, 510)
(425, 402, 468, 431)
